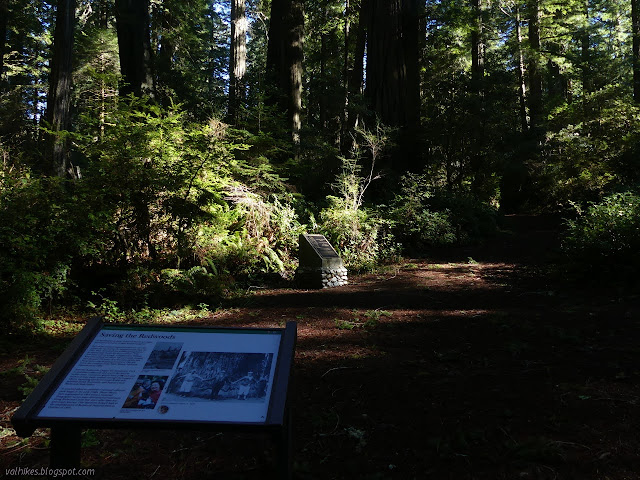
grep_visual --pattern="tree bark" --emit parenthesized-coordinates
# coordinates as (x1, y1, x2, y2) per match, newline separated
(0, 0, 8, 87)
(45, 0, 76, 178)
(320, 27, 328, 128)
(341, 0, 369, 153)
(341, 0, 350, 144)
(527, 0, 543, 137)
(470, 0, 485, 194)
(228, 0, 247, 124)
(364, 0, 419, 127)
(349, 0, 368, 100)
(115, 0, 154, 97)
(581, 0, 591, 94)
(633, 0, 640, 102)
(266, 0, 304, 144)
(515, 4, 529, 133)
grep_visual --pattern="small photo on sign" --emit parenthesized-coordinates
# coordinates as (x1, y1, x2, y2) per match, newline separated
(143, 342, 183, 370)
(122, 375, 168, 409)
(164, 352, 274, 403)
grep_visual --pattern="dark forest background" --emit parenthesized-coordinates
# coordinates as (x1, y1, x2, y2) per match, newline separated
(2, 0, 640, 330)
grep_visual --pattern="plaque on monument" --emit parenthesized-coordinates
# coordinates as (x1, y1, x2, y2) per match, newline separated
(296, 234, 348, 288)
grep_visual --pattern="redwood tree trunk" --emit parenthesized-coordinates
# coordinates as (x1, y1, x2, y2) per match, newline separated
(633, 0, 640, 102)
(46, 0, 76, 178)
(470, 0, 485, 194)
(515, 4, 529, 133)
(266, 0, 304, 144)
(228, 0, 247, 124)
(581, 0, 591, 94)
(341, 0, 350, 144)
(0, 0, 8, 87)
(341, 0, 369, 153)
(364, 0, 419, 128)
(115, 0, 154, 97)
(527, 0, 543, 137)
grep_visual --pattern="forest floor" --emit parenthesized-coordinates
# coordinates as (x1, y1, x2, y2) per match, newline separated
(2, 216, 640, 479)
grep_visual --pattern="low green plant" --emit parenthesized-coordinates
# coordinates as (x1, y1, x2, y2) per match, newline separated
(1, 355, 50, 398)
(562, 191, 640, 279)
(335, 319, 356, 330)
(81, 429, 101, 448)
(87, 291, 125, 322)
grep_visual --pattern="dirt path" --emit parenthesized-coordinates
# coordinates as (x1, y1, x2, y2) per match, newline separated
(2, 216, 640, 479)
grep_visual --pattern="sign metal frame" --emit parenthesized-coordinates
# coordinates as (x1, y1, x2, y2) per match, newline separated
(12, 317, 297, 478)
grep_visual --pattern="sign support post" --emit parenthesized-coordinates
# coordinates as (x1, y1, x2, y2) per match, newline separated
(50, 426, 81, 469)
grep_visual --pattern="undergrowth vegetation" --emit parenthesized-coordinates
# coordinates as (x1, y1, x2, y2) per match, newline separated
(562, 191, 640, 279)
(3, 92, 637, 333)
(0, 104, 500, 333)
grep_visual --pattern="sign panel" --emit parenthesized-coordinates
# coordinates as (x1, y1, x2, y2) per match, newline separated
(36, 325, 282, 424)
(305, 234, 339, 259)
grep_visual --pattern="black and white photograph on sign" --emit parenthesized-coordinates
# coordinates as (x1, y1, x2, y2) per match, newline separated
(122, 375, 168, 409)
(164, 352, 274, 403)
(143, 342, 183, 370)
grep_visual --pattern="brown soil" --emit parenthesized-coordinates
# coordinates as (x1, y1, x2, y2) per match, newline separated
(2, 215, 640, 479)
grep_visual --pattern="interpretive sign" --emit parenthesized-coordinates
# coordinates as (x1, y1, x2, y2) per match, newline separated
(12, 318, 297, 478)
(296, 234, 348, 288)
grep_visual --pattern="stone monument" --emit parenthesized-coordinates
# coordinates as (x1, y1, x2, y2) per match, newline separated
(295, 234, 348, 288)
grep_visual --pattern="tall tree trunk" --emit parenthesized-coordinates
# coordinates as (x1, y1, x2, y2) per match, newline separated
(471, 0, 484, 95)
(349, 0, 368, 100)
(581, 0, 591, 94)
(115, 0, 154, 97)
(45, 0, 76, 178)
(115, 0, 156, 260)
(228, 0, 246, 124)
(156, 2, 176, 107)
(364, 0, 419, 127)
(288, 0, 304, 145)
(320, 28, 328, 128)
(0, 0, 8, 87)
(515, 4, 529, 133)
(266, 0, 304, 144)
(341, 0, 350, 145)
(403, 0, 420, 128)
(527, 0, 543, 137)
(342, 0, 369, 153)
(633, 0, 640, 102)
(470, 0, 485, 194)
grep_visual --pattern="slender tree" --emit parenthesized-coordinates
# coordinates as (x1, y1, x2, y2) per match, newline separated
(0, 0, 8, 86)
(581, 0, 591, 94)
(45, 0, 76, 178)
(470, 0, 485, 192)
(228, 0, 247, 124)
(515, 3, 529, 133)
(344, 0, 369, 138)
(633, 0, 640, 102)
(527, 0, 543, 137)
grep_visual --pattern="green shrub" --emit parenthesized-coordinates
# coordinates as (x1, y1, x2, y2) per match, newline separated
(562, 191, 640, 278)
(318, 196, 384, 272)
(390, 173, 497, 252)
(160, 266, 223, 299)
(315, 123, 399, 271)
(194, 192, 305, 280)
(0, 165, 95, 332)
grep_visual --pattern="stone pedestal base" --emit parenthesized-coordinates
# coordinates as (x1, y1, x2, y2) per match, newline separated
(295, 267, 348, 289)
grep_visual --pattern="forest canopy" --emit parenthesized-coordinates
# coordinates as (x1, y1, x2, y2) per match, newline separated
(1, 0, 639, 330)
